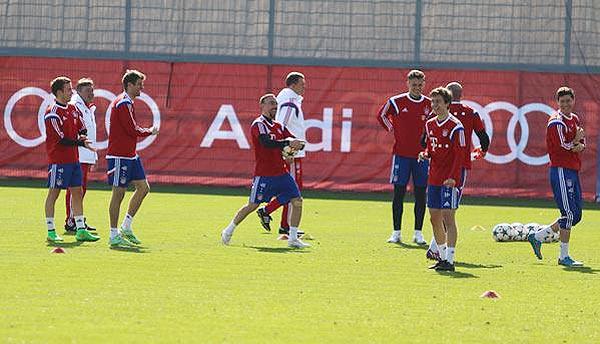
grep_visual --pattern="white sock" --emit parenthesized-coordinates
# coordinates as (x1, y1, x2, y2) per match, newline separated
(46, 217, 55, 231)
(560, 241, 569, 260)
(122, 213, 134, 230)
(414, 230, 423, 240)
(74, 215, 85, 229)
(289, 226, 299, 240)
(225, 221, 236, 234)
(534, 226, 553, 242)
(391, 230, 400, 238)
(110, 227, 119, 239)
(446, 247, 455, 264)
(438, 244, 447, 261)
(429, 237, 438, 253)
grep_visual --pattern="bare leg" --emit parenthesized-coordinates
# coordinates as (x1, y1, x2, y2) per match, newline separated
(109, 187, 126, 228)
(45, 188, 62, 218)
(68, 186, 84, 217)
(442, 209, 458, 248)
(429, 209, 445, 245)
(127, 179, 150, 217)
(232, 202, 261, 225)
(288, 197, 303, 228)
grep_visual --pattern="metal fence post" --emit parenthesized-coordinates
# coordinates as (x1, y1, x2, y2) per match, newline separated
(414, 0, 423, 63)
(125, 0, 132, 54)
(564, 0, 572, 65)
(268, 0, 275, 58)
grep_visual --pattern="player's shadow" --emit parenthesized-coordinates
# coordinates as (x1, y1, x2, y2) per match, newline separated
(109, 246, 148, 253)
(46, 241, 84, 248)
(394, 242, 428, 250)
(455, 261, 503, 269)
(561, 266, 598, 274)
(245, 245, 310, 254)
(435, 270, 478, 278)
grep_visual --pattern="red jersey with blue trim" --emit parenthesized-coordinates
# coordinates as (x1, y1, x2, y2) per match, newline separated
(449, 101, 485, 169)
(546, 111, 581, 171)
(250, 115, 294, 177)
(44, 101, 84, 164)
(107, 92, 153, 158)
(424, 114, 467, 186)
(377, 93, 431, 158)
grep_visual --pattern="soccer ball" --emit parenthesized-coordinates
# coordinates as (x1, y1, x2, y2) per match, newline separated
(542, 229, 560, 243)
(524, 223, 541, 237)
(492, 223, 512, 242)
(510, 222, 526, 241)
(282, 146, 297, 159)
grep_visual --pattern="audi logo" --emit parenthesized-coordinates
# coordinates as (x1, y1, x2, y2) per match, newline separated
(3, 87, 161, 151)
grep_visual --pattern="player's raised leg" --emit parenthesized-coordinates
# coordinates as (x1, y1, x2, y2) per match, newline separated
(222, 202, 261, 245)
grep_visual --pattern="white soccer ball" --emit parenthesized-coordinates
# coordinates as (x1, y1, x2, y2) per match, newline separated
(282, 146, 297, 159)
(510, 222, 526, 241)
(524, 223, 541, 236)
(492, 223, 512, 242)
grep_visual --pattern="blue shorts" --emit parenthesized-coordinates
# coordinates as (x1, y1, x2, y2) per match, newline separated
(389, 155, 429, 187)
(47, 163, 82, 189)
(550, 167, 582, 230)
(249, 173, 301, 205)
(427, 169, 467, 209)
(107, 157, 146, 188)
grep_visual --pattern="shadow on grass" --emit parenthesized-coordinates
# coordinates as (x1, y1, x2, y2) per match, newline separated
(393, 242, 428, 250)
(561, 266, 598, 274)
(46, 241, 84, 248)
(109, 246, 148, 253)
(436, 270, 478, 278)
(245, 245, 311, 254)
(455, 261, 503, 269)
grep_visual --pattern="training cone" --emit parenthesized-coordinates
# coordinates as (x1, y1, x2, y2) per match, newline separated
(480, 290, 500, 299)
(51, 247, 66, 254)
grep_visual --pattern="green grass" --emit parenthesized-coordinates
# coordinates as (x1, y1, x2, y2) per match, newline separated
(1, 181, 599, 343)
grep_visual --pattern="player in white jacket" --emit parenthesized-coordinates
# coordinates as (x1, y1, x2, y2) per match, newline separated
(64, 78, 98, 233)
(256, 72, 306, 238)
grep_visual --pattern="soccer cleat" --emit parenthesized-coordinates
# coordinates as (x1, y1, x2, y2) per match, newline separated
(120, 227, 141, 245)
(221, 229, 232, 245)
(435, 260, 455, 272)
(558, 256, 584, 267)
(46, 231, 64, 243)
(426, 249, 441, 261)
(256, 208, 272, 232)
(75, 228, 100, 242)
(527, 233, 543, 260)
(64, 220, 77, 234)
(386, 234, 401, 244)
(428, 260, 442, 269)
(288, 238, 310, 248)
(85, 218, 96, 231)
(109, 234, 133, 248)
(413, 236, 427, 245)
(278, 227, 305, 236)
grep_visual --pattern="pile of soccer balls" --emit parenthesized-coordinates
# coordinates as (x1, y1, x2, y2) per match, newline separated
(492, 222, 559, 243)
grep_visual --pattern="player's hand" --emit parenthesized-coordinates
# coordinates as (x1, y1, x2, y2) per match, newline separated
(471, 146, 486, 161)
(417, 151, 429, 162)
(89, 164, 96, 172)
(284, 156, 294, 164)
(572, 143, 585, 153)
(83, 139, 96, 152)
(574, 126, 585, 142)
(443, 178, 456, 187)
(289, 139, 304, 150)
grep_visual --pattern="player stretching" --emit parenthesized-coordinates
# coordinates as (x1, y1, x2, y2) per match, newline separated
(106, 70, 158, 248)
(420, 87, 467, 272)
(528, 87, 585, 267)
(221, 94, 309, 248)
(426, 82, 490, 260)
(257, 72, 306, 240)
(44, 76, 99, 243)
(377, 70, 431, 245)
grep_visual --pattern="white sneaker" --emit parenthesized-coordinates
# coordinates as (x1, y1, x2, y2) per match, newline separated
(387, 234, 401, 243)
(221, 229, 232, 245)
(413, 236, 427, 245)
(288, 238, 310, 248)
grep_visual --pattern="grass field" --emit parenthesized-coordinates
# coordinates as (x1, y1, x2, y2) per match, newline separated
(1, 180, 599, 343)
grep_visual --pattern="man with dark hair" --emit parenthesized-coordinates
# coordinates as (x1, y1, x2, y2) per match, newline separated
(106, 69, 158, 248)
(44, 76, 99, 243)
(256, 72, 307, 240)
(528, 86, 586, 267)
(376, 69, 431, 245)
(221, 94, 309, 248)
(64, 78, 98, 233)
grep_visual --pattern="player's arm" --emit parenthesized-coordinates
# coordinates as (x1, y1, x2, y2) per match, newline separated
(446, 127, 467, 187)
(276, 102, 299, 129)
(376, 99, 395, 131)
(547, 122, 577, 153)
(44, 115, 92, 149)
(117, 102, 155, 138)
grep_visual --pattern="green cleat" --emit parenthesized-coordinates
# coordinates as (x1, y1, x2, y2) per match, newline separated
(75, 228, 100, 242)
(47, 230, 63, 243)
(109, 234, 133, 248)
(120, 227, 141, 245)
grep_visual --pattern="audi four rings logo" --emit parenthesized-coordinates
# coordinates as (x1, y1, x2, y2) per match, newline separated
(3, 87, 161, 151)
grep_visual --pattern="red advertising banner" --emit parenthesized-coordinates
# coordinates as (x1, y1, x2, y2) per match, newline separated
(1, 57, 598, 199)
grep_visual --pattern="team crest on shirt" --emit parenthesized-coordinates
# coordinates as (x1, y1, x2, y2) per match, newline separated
(566, 179, 573, 187)
(58, 168, 64, 173)
(122, 166, 128, 171)
(442, 129, 449, 137)
(56, 178, 63, 186)
(424, 107, 430, 114)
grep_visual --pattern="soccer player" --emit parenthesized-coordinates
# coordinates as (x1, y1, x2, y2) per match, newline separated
(377, 70, 431, 245)
(221, 94, 309, 248)
(257, 72, 306, 240)
(106, 70, 158, 248)
(420, 87, 467, 272)
(426, 82, 490, 260)
(64, 78, 98, 233)
(527, 87, 585, 267)
(44, 76, 99, 243)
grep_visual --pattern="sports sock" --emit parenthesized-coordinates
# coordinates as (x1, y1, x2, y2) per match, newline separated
(264, 199, 281, 214)
(534, 226, 553, 242)
(225, 221, 236, 234)
(46, 217, 55, 231)
(438, 244, 447, 261)
(414, 229, 424, 240)
(559, 241, 569, 260)
(74, 215, 85, 230)
(429, 237, 438, 253)
(122, 213, 134, 230)
(391, 230, 401, 239)
(289, 226, 299, 240)
(446, 247, 455, 264)
(110, 227, 119, 239)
